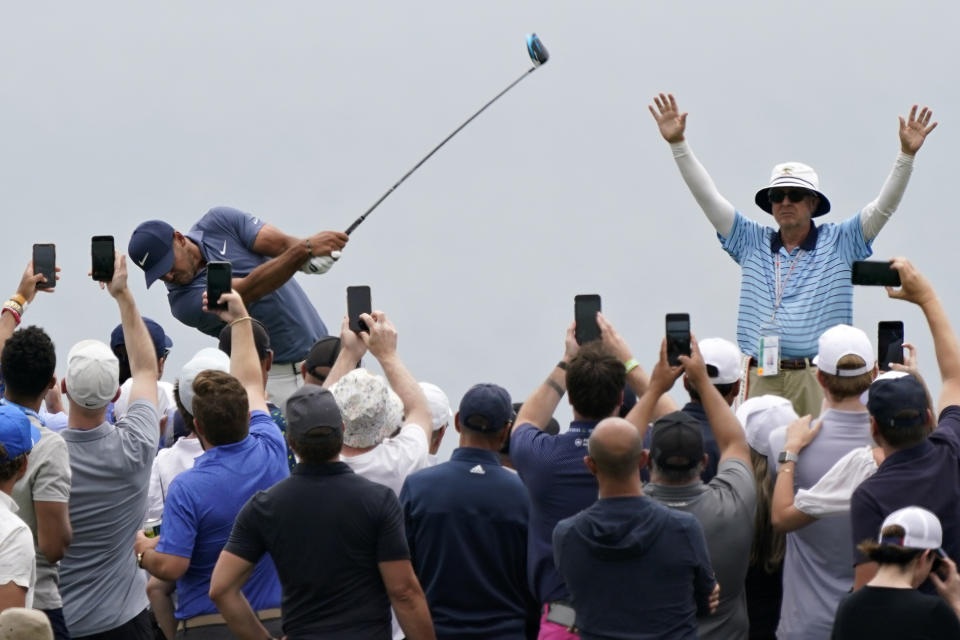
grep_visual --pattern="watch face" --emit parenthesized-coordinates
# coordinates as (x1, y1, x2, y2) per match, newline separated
(778, 451, 796, 464)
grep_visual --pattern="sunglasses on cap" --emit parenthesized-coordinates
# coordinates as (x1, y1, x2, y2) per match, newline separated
(768, 188, 812, 204)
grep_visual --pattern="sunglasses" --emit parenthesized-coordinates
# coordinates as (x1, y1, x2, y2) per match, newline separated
(768, 188, 811, 204)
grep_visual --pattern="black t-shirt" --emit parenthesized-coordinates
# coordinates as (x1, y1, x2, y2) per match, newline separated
(225, 462, 410, 640)
(831, 586, 960, 640)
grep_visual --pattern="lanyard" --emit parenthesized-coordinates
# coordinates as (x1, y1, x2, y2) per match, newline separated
(772, 250, 804, 321)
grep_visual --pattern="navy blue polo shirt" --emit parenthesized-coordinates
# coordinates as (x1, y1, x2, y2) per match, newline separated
(850, 406, 960, 579)
(400, 448, 533, 639)
(510, 421, 599, 604)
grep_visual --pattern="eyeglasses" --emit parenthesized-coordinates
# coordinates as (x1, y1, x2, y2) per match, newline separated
(768, 188, 811, 204)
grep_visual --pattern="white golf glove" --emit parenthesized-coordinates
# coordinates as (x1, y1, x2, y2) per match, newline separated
(299, 251, 341, 275)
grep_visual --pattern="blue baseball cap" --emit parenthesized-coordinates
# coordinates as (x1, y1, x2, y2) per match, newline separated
(867, 374, 929, 429)
(458, 383, 513, 432)
(110, 317, 173, 360)
(128, 220, 176, 288)
(0, 405, 41, 461)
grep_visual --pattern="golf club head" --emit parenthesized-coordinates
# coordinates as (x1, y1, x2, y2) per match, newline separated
(526, 33, 549, 67)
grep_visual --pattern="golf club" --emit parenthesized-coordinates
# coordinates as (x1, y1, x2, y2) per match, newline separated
(343, 33, 549, 236)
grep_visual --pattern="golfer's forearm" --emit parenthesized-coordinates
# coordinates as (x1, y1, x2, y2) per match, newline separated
(860, 151, 914, 240)
(233, 246, 306, 305)
(670, 141, 736, 237)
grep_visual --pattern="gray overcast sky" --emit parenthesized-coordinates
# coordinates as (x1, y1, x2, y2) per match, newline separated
(2, 1, 957, 460)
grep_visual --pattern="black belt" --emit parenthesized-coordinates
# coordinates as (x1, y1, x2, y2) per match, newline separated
(748, 356, 812, 370)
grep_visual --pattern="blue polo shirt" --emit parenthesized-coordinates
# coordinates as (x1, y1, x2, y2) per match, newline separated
(400, 447, 533, 639)
(851, 406, 960, 586)
(166, 207, 328, 363)
(510, 421, 598, 604)
(719, 211, 872, 358)
(157, 410, 288, 619)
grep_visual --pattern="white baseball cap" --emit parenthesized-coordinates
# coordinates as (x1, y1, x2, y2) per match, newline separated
(879, 506, 943, 551)
(754, 161, 831, 217)
(419, 382, 452, 432)
(698, 338, 742, 385)
(813, 325, 875, 376)
(178, 348, 231, 414)
(331, 369, 404, 448)
(736, 395, 798, 456)
(66, 340, 119, 409)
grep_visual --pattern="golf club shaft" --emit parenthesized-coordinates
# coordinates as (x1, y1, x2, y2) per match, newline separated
(345, 66, 537, 235)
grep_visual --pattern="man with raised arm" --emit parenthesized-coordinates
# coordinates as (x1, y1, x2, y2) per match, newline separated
(58, 253, 160, 639)
(650, 94, 936, 416)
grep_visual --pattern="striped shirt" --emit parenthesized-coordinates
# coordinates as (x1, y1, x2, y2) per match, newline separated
(719, 211, 872, 358)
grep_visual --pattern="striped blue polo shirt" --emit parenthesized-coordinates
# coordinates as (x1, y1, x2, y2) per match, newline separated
(719, 211, 872, 358)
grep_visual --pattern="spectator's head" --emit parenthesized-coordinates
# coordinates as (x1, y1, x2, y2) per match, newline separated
(455, 383, 512, 450)
(218, 318, 273, 388)
(175, 348, 232, 434)
(814, 325, 877, 400)
(857, 506, 944, 587)
(566, 342, 625, 421)
(585, 417, 646, 484)
(868, 374, 933, 451)
(754, 162, 831, 230)
(64, 340, 120, 417)
(331, 369, 403, 450)
(302, 337, 342, 386)
(684, 337, 742, 405)
(0, 405, 40, 487)
(0, 607, 54, 640)
(420, 382, 452, 455)
(1, 326, 56, 406)
(736, 395, 798, 458)
(191, 370, 249, 447)
(110, 317, 172, 383)
(648, 411, 706, 485)
(285, 385, 344, 463)
(129, 220, 200, 288)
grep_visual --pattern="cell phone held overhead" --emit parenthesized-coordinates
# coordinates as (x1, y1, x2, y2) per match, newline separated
(666, 313, 691, 366)
(91, 236, 115, 282)
(878, 321, 905, 371)
(33, 243, 56, 289)
(206, 261, 232, 311)
(851, 261, 901, 287)
(347, 286, 372, 333)
(574, 294, 601, 345)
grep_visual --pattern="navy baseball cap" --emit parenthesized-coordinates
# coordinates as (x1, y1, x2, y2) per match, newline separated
(128, 220, 176, 288)
(0, 404, 41, 461)
(650, 411, 704, 470)
(286, 385, 344, 443)
(459, 383, 513, 432)
(867, 375, 928, 429)
(110, 317, 173, 360)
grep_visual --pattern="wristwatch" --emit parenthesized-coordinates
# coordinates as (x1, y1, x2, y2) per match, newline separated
(778, 450, 799, 464)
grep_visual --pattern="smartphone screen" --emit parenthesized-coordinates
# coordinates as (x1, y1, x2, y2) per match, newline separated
(851, 261, 901, 287)
(574, 294, 602, 345)
(878, 321, 905, 371)
(91, 236, 115, 282)
(33, 244, 56, 289)
(347, 286, 372, 333)
(206, 261, 232, 311)
(666, 313, 691, 366)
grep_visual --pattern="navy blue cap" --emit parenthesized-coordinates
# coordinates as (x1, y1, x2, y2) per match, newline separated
(0, 404, 41, 461)
(459, 383, 512, 432)
(650, 411, 704, 470)
(128, 220, 176, 288)
(286, 385, 344, 443)
(110, 317, 173, 360)
(868, 375, 928, 429)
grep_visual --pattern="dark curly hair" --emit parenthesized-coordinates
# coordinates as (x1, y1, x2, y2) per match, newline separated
(1, 326, 56, 398)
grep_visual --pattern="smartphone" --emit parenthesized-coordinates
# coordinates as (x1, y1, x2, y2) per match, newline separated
(206, 261, 232, 311)
(878, 321, 905, 371)
(574, 294, 602, 345)
(666, 313, 691, 366)
(32, 243, 56, 289)
(347, 286, 372, 333)
(91, 236, 115, 282)
(851, 261, 901, 287)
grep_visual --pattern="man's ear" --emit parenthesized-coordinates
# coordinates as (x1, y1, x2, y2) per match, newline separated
(264, 351, 274, 373)
(584, 455, 598, 476)
(453, 412, 462, 434)
(640, 449, 650, 470)
(46, 376, 57, 392)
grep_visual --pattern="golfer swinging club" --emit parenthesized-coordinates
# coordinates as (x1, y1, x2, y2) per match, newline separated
(649, 93, 936, 417)
(129, 207, 348, 405)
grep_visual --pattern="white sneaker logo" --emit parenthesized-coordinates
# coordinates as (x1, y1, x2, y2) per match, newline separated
(138, 252, 150, 267)
(219, 241, 227, 255)
(469, 465, 486, 475)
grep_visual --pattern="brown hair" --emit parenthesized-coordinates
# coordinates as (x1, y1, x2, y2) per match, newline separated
(857, 524, 926, 566)
(0, 446, 27, 483)
(749, 448, 785, 572)
(566, 342, 625, 420)
(287, 432, 342, 464)
(191, 371, 249, 446)
(820, 354, 873, 399)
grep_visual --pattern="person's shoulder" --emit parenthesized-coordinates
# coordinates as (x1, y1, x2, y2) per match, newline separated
(198, 206, 247, 226)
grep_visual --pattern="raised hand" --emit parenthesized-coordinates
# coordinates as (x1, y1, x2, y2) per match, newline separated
(649, 93, 688, 143)
(202, 289, 248, 324)
(899, 105, 937, 156)
(886, 257, 936, 307)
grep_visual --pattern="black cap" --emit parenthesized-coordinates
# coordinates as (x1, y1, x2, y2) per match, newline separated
(868, 375, 928, 429)
(650, 411, 704, 470)
(286, 385, 344, 443)
(218, 318, 271, 360)
(304, 337, 342, 374)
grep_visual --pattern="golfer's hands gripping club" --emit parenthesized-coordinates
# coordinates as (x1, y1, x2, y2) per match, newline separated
(301, 230, 348, 275)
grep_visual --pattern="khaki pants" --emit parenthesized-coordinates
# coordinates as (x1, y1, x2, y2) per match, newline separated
(747, 365, 824, 418)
